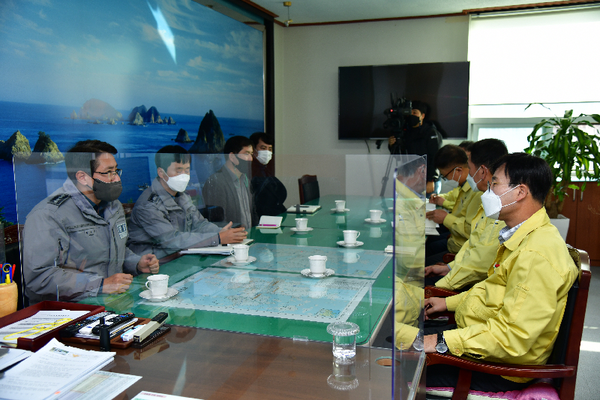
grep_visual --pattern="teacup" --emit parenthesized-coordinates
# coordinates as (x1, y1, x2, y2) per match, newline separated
(233, 244, 249, 262)
(342, 252, 360, 263)
(369, 209, 383, 221)
(335, 200, 346, 211)
(369, 227, 382, 238)
(295, 218, 308, 230)
(308, 255, 327, 276)
(145, 274, 169, 297)
(343, 230, 360, 244)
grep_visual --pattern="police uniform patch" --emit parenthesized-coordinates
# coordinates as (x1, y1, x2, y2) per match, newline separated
(48, 193, 71, 206)
(148, 193, 159, 203)
(117, 222, 128, 239)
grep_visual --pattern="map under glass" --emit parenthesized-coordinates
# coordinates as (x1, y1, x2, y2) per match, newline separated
(148, 268, 373, 323)
(212, 243, 391, 278)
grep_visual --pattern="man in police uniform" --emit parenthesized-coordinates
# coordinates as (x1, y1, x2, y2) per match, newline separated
(23, 140, 159, 304)
(127, 145, 247, 258)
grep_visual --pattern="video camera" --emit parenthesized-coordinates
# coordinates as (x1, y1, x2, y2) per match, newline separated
(383, 94, 412, 132)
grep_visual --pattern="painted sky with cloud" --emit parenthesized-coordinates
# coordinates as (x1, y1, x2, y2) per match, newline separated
(0, 0, 265, 119)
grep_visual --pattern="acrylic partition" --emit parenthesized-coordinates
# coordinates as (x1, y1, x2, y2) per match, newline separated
(13, 151, 417, 398)
(392, 155, 427, 400)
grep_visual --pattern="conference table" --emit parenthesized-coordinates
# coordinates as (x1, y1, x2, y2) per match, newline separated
(80, 195, 395, 345)
(74, 195, 426, 399)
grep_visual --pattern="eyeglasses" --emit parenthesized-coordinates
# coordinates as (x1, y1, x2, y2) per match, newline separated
(94, 169, 122, 178)
(440, 167, 458, 181)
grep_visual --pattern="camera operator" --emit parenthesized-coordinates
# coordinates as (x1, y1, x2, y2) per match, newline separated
(388, 101, 443, 192)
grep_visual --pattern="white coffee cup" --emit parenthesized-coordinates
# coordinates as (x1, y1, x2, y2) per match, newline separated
(233, 244, 249, 262)
(369, 227, 382, 238)
(343, 230, 360, 244)
(145, 274, 169, 297)
(308, 255, 327, 276)
(295, 218, 308, 230)
(342, 252, 360, 263)
(335, 200, 346, 211)
(369, 209, 383, 221)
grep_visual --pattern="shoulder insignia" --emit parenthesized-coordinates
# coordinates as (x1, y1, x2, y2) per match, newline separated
(48, 193, 71, 206)
(148, 193, 160, 203)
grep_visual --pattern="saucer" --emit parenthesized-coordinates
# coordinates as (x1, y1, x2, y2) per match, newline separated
(365, 218, 386, 224)
(301, 268, 335, 279)
(337, 240, 364, 248)
(290, 227, 313, 233)
(331, 208, 350, 213)
(225, 255, 257, 266)
(140, 287, 178, 302)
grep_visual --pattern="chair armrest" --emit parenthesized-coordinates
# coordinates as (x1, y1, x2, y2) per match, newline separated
(442, 253, 456, 263)
(426, 353, 576, 379)
(425, 286, 457, 298)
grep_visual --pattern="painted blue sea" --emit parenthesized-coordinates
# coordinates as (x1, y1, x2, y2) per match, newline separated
(0, 101, 264, 224)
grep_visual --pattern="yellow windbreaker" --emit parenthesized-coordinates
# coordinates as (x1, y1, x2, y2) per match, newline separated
(436, 205, 506, 291)
(444, 208, 578, 382)
(443, 182, 482, 253)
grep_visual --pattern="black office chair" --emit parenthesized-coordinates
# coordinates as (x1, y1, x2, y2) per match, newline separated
(298, 174, 319, 204)
(198, 205, 224, 223)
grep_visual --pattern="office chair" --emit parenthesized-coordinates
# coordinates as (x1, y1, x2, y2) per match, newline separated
(298, 174, 319, 204)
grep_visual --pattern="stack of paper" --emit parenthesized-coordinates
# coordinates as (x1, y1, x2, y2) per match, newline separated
(0, 338, 115, 400)
(257, 215, 282, 228)
(180, 245, 233, 255)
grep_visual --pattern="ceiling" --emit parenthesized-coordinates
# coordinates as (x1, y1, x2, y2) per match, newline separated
(248, 0, 594, 25)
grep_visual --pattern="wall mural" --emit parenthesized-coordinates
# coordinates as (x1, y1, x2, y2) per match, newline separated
(0, 0, 265, 225)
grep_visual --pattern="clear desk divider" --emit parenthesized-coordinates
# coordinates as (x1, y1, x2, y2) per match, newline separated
(393, 155, 426, 399)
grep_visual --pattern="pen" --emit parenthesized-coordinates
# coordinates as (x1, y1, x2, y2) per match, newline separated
(259, 224, 277, 227)
(294, 205, 310, 208)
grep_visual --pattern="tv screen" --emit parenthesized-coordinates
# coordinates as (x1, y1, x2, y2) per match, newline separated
(338, 62, 469, 140)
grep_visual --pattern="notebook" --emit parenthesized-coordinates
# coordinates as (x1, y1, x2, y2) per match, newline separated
(286, 205, 321, 214)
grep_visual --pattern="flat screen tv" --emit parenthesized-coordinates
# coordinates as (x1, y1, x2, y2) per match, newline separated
(338, 62, 469, 140)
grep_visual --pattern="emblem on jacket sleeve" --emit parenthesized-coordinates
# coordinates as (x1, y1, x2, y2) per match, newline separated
(48, 193, 71, 206)
(117, 222, 128, 239)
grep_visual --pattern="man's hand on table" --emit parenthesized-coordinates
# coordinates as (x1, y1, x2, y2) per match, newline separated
(219, 221, 247, 244)
(102, 273, 133, 294)
(426, 209, 447, 224)
(137, 253, 160, 274)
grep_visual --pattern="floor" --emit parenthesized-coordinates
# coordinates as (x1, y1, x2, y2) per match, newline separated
(574, 265, 600, 399)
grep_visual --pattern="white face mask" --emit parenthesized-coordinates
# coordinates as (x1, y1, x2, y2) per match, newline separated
(466, 166, 483, 192)
(439, 168, 459, 193)
(162, 171, 190, 193)
(256, 150, 272, 165)
(481, 184, 520, 219)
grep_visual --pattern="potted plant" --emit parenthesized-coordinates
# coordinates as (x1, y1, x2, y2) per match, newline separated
(524, 105, 600, 226)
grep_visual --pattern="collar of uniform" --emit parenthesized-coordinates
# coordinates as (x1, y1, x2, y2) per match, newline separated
(62, 178, 110, 223)
(151, 177, 182, 211)
(459, 179, 472, 192)
(501, 207, 550, 251)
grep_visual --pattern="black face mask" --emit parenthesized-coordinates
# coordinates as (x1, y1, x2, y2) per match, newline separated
(408, 114, 421, 127)
(92, 178, 122, 202)
(236, 156, 252, 177)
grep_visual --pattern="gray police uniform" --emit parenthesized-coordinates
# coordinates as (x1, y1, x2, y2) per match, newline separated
(127, 178, 220, 259)
(23, 179, 141, 304)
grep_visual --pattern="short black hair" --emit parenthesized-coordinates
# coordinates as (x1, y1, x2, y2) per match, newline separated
(411, 100, 428, 116)
(492, 153, 552, 204)
(249, 132, 273, 147)
(458, 140, 474, 152)
(65, 140, 117, 182)
(155, 145, 191, 171)
(397, 156, 426, 177)
(434, 144, 468, 170)
(470, 139, 508, 169)
(224, 136, 253, 155)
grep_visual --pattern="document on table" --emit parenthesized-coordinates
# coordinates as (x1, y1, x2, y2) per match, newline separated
(0, 310, 89, 346)
(0, 338, 115, 400)
(0, 348, 33, 371)
(180, 245, 233, 255)
(53, 371, 141, 400)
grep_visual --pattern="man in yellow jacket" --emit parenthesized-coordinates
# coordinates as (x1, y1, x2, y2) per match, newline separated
(425, 139, 508, 290)
(425, 145, 482, 265)
(424, 153, 578, 392)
